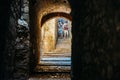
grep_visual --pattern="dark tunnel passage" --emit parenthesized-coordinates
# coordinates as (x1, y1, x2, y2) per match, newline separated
(0, 0, 120, 80)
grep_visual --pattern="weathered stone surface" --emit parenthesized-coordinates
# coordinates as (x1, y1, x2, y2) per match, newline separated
(29, 73, 70, 80)
(0, 0, 29, 80)
(69, 0, 120, 80)
(14, 24, 30, 80)
(1, 0, 120, 80)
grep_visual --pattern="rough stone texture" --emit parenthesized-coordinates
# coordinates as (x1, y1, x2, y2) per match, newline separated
(0, 0, 22, 79)
(29, 73, 70, 80)
(21, 0, 29, 22)
(13, 0, 30, 79)
(68, 0, 120, 80)
(0, 0, 29, 80)
(14, 24, 30, 80)
(1, 0, 120, 80)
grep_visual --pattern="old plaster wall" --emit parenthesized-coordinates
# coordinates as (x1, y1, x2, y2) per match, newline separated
(42, 18, 56, 52)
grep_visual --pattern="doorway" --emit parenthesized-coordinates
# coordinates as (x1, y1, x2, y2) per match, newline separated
(39, 17, 72, 72)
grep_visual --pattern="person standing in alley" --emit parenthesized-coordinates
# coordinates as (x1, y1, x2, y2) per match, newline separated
(58, 21, 63, 38)
(62, 21, 69, 39)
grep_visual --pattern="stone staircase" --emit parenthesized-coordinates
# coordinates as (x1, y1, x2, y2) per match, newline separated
(43, 38, 71, 56)
(38, 38, 71, 72)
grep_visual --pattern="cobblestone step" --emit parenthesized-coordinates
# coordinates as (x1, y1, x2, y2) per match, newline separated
(29, 73, 70, 80)
(35, 65, 71, 72)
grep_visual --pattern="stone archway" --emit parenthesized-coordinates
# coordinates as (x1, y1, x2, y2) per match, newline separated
(40, 12, 72, 54)
(38, 12, 72, 72)
(30, 0, 72, 72)
(41, 12, 72, 27)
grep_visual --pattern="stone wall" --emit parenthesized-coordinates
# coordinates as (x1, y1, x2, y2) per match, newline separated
(0, 0, 30, 80)
(21, 0, 29, 22)
(0, 0, 22, 79)
(13, 0, 30, 79)
(69, 0, 120, 80)
(1, 0, 120, 80)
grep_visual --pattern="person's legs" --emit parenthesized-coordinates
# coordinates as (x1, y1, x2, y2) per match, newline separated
(59, 29, 63, 38)
(61, 31, 63, 38)
(66, 30, 69, 38)
(64, 30, 66, 38)
(64, 30, 68, 38)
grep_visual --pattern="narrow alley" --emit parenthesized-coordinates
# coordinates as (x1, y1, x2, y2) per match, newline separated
(1, 0, 120, 80)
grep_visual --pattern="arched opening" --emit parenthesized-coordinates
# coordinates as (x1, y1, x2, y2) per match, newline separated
(28, 1, 73, 80)
(41, 12, 72, 27)
(41, 18, 71, 64)
(37, 13, 72, 72)
(30, 0, 72, 73)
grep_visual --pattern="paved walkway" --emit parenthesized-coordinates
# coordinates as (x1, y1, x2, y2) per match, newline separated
(41, 38, 71, 65)
(29, 73, 70, 80)
(38, 38, 71, 72)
